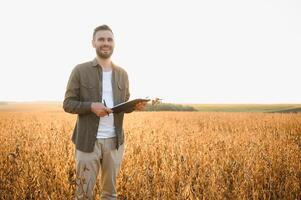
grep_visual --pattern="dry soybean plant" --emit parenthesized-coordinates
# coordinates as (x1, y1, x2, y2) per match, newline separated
(0, 109, 300, 199)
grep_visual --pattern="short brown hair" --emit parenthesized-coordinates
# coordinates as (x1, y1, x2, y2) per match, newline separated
(93, 25, 113, 39)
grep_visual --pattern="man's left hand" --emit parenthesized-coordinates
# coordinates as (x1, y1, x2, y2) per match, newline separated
(134, 102, 147, 111)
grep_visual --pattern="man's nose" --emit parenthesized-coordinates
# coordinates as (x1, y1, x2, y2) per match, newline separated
(103, 39, 110, 45)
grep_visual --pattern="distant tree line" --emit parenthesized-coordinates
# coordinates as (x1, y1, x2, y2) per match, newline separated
(143, 103, 197, 111)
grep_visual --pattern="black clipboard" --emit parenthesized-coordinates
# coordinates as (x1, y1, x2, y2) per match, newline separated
(111, 98, 150, 113)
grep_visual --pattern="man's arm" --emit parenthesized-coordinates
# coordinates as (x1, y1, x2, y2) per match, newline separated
(63, 67, 92, 114)
(123, 71, 134, 113)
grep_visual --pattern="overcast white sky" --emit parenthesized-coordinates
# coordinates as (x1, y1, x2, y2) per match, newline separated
(0, 0, 300, 103)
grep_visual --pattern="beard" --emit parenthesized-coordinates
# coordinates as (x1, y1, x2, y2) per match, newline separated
(96, 46, 114, 59)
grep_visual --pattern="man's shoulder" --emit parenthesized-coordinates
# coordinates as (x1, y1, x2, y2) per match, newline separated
(113, 64, 128, 76)
(71, 60, 96, 75)
(74, 60, 94, 70)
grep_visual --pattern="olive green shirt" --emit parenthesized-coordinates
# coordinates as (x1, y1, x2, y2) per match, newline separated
(63, 58, 132, 152)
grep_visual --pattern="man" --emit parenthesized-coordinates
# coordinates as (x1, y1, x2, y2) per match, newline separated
(63, 25, 145, 200)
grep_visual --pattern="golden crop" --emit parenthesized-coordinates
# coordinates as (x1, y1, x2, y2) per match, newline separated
(0, 108, 300, 199)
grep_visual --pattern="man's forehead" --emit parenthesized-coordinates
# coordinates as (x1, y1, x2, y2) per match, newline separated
(94, 30, 114, 39)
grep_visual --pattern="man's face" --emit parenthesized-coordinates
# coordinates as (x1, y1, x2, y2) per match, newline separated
(92, 30, 115, 59)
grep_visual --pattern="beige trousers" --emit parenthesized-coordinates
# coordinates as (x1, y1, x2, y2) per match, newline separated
(75, 137, 124, 200)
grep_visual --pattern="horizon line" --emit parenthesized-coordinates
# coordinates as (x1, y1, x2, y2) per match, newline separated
(1, 100, 301, 105)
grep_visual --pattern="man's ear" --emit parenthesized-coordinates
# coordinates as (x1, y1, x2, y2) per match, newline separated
(91, 40, 96, 48)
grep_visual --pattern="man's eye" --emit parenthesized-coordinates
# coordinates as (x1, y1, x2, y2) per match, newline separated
(108, 38, 113, 42)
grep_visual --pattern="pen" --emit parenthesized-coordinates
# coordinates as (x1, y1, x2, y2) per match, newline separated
(103, 100, 109, 116)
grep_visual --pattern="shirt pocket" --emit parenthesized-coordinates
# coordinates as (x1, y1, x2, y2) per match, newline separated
(117, 81, 127, 102)
(80, 82, 98, 101)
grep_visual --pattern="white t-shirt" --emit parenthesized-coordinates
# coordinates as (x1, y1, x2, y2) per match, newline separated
(97, 71, 115, 138)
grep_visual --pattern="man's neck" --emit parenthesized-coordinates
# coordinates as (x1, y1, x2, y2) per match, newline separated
(96, 57, 112, 72)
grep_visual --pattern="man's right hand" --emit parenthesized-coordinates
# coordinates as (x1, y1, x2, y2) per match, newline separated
(91, 102, 112, 117)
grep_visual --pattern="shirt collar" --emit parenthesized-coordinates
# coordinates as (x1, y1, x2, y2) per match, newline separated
(91, 58, 116, 69)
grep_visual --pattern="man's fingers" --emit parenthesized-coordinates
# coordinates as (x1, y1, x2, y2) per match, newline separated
(135, 102, 147, 111)
(97, 112, 107, 117)
(95, 108, 112, 117)
(106, 108, 113, 113)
